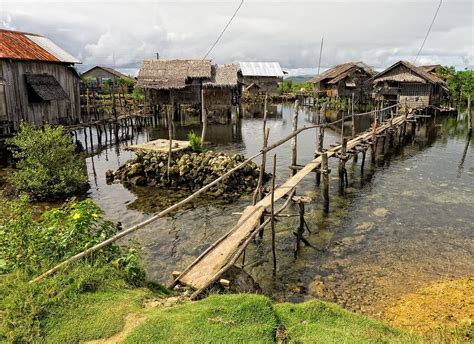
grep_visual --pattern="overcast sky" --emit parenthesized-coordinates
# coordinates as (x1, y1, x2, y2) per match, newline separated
(1, 0, 472, 76)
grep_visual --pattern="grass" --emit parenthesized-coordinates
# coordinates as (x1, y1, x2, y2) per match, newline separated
(275, 300, 420, 343)
(124, 294, 278, 344)
(43, 288, 154, 344)
(124, 294, 420, 344)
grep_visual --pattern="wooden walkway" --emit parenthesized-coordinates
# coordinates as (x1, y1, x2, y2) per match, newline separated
(173, 113, 411, 298)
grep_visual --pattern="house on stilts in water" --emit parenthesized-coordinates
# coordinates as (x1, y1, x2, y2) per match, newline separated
(137, 59, 240, 118)
(0, 29, 81, 135)
(238, 62, 284, 96)
(309, 61, 375, 102)
(372, 60, 448, 108)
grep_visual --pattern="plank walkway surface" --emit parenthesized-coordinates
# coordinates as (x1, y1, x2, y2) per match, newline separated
(177, 114, 410, 293)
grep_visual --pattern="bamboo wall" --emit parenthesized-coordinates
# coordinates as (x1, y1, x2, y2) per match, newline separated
(0, 60, 81, 129)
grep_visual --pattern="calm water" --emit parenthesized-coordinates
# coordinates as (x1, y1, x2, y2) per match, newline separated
(79, 104, 473, 318)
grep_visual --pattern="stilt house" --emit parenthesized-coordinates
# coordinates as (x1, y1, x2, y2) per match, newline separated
(0, 29, 81, 133)
(238, 62, 284, 96)
(137, 59, 239, 116)
(81, 66, 133, 86)
(309, 62, 374, 100)
(372, 61, 448, 108)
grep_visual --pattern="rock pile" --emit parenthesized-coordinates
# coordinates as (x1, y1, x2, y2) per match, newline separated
(107, 150, 267, 198)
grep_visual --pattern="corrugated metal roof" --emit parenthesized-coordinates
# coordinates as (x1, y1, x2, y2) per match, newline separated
(239, 62, 284, 77)
(0, 29, 80, 64)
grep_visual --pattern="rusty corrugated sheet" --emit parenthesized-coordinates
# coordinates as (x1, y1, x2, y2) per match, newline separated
(0, 29, 80, 64)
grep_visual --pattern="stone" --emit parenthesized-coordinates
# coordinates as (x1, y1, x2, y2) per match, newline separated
(373, 208, 389, 217)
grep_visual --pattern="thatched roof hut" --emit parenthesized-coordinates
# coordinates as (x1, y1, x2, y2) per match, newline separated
(309, 61, 374, 99)
(372, 60, 448, 107)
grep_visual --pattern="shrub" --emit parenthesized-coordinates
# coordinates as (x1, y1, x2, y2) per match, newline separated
(187, 131, 203, 152)
(131, 85, 145, 101)
(7, 123, 88, 200)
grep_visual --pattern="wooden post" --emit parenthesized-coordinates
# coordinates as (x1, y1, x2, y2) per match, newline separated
(321, 152, 329, 213)
(291, 100, 299, 176)
(340, 103, 345, 143)
(111, 84, 117, 121)
(351, 93, 355, 138)
(338, 138, 347, 192)
(167, 98, 174, 185)
(371, 108, 377, 163)
(253, 127, 269, 205)
(271, 154, 277, 274)
(361, 148, 366, 175)
(468, 94, 472, 136)
(316, 104, 325, 186)
(86, 88, 91, 121)
(201, 86, 207, 144)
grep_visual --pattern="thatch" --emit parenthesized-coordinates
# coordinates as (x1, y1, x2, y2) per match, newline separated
(203, 64, 238, 88)
(373, 61, 445, 85)
(138, 59, 212, 89)
(309, 61, 374, 84)
(25, 74, 68, 100)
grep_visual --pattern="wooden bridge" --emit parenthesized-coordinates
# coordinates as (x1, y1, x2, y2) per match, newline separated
(170, 108, 412, 299)
(31, 101, 420, 297)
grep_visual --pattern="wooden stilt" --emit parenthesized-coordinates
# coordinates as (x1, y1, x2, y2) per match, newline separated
(167, 99, 174, 185)
(271, 154, 277, 273)
(322, 152, 330, 213)
(468, 94, 472, 136)
(291, 100, 299, 176)
(316, 104, 325, 186)
(338, 137, 348, 192)
(201, 86, 207, 145)
(371, 109, 378, 163)
(351, 93, 355, 138)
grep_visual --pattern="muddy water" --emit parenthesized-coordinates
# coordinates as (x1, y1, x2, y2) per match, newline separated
(80, 104, 473, 319)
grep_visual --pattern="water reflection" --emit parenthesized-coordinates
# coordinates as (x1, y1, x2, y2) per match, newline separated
(79, 104, 473, 318)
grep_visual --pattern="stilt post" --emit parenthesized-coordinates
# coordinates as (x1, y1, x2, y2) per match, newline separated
(291, 100, 299, 176)
(271, 154, 277, 274)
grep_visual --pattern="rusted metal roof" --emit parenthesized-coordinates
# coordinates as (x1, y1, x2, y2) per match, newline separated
(0, 29, 80, 64)
(239, 62, 284, 77)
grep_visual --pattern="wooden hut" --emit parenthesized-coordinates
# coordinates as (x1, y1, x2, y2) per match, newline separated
(202, 64, 240, 113)
(81, 66, 133, 86)
(238, 62, 284, 96)
(309, 61, 374, 100)
(137, 59, 212, 108)
(0, 29, 81, 132)
(372, 61, 448, 108)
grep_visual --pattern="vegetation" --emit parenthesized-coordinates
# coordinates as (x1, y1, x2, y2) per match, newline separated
(131, 85, 145, 101)
(124, 294, 419, 344)
(279, 80, 314, 94)
(7, 124, 88, 201)
(0, 196, 148, 343)
(188, 131, 204, 152)
(435, 66, 474, 104)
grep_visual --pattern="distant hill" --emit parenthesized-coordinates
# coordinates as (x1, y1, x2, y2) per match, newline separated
(284, 75, 314, 83)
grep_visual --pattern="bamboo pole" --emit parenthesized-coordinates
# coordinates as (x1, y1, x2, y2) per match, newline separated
(167, 98, 173, 184)
(468, 94, 472, 136)
(253, 94, 269, 205)
(371, 108, 378, 163)
(316, 104, 325, 186)
(271, 154, 277, 274)
(291, 100, 299, 176)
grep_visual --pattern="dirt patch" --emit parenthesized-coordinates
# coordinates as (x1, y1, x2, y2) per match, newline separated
(383, 277, 473, 337)
(87, 313, 146, 344)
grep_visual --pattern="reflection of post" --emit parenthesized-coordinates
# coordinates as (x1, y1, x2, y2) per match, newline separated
(291, 100, 299, 176)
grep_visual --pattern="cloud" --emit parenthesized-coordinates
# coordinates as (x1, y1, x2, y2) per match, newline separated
(1, 0, 472, 75)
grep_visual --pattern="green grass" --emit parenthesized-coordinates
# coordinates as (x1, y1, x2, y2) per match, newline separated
(124, 294, 420, 344)
(275, 300, 420, 344)
(43, 288, 154, 343)
(124, 294, 278, 344)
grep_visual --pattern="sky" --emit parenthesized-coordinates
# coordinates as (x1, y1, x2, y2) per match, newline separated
(1, 0, 473, 76)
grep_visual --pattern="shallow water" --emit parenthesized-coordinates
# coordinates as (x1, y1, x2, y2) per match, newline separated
(79, 104, 473, 318)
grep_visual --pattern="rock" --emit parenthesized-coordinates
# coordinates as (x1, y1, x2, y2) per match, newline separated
(105, 170, 115, 184)
(129, 176, 147, 186)
(355, 222, 374, 233)
(373, 208, 388, 217)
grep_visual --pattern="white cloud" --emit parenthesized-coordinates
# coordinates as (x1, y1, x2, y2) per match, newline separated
(1, 0, 472, 74)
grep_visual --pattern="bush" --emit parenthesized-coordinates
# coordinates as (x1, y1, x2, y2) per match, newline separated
(131, 85, 145, 101)
(187, 131, 203, 152)
(7, 123, 88, 200)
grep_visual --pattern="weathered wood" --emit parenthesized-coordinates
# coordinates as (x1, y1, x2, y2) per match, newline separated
(291, 100, 299, 176)
(316, 104, 326, 186)
(271, 154, 277, 273)
(201, 86, 207, 144)
(253, 95, 269, 205)
(351, 93, 356, 138)
(467, 94, 472, 136)
(322, 152, 330, 213)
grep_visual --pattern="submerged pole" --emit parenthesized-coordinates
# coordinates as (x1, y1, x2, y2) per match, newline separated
(316, 104, 325, 186)
(322, 152, 329, 213)
(291, 100, 299, 176)
(271, 154, 277, 274)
